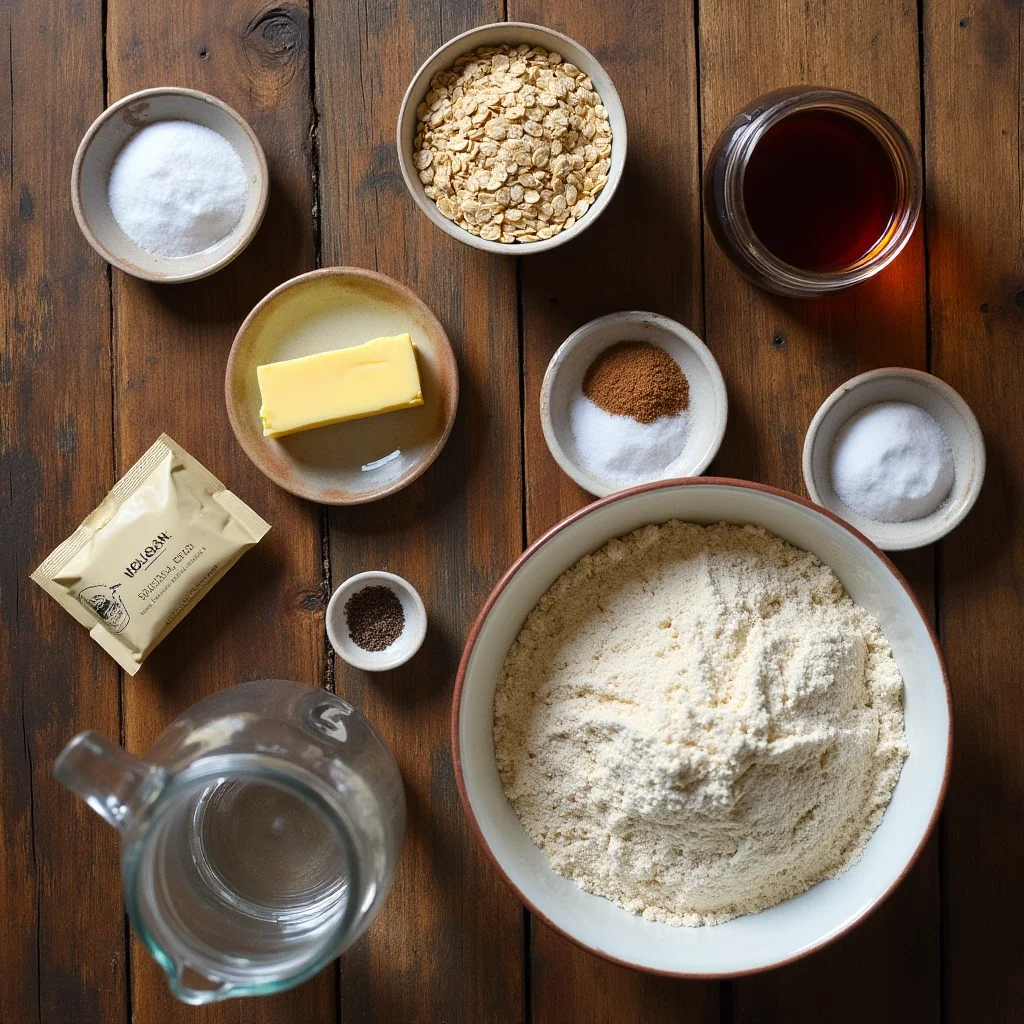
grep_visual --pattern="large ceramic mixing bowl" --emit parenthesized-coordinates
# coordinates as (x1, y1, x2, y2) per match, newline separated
(453, 478, 950, 976)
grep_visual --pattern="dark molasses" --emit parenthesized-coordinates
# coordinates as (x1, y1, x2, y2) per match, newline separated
(742, 109, 900, 273)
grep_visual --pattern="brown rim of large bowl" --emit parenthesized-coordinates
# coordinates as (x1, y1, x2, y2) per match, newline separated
(71, 86, 269, 283)
(451, 476, 953, 979)
(224, 266, 459, 505)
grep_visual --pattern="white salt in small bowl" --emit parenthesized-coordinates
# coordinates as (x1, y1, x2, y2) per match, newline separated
(803, 368, 985, 551)
(326, 571, 427, 672)
(72, 87, 269, 283)
(540, 312, 728, 496)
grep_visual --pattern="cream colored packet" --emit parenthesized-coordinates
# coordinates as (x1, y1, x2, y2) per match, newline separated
(31, 434, 270, 675)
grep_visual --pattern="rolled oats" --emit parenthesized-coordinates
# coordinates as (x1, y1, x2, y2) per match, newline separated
(412, 43, 613, 244)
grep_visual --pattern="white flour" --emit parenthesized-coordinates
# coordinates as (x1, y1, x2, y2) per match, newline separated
(494, 522, 908, 926)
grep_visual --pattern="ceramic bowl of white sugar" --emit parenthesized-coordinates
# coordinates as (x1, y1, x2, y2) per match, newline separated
(454, 478, 951, 976)
(72, 87, 269, 283)
(803, 367, 986, 550)
(540, 311, 728, 496)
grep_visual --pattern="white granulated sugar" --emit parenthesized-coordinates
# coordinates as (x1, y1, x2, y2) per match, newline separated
(568, 393, 690, 485)
(108, 120, 248, 258)
(831, 401, 955, 523)
(494, 522, 908, 926)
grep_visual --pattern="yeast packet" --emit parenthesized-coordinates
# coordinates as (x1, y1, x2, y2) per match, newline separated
(31, 434, 270, 675)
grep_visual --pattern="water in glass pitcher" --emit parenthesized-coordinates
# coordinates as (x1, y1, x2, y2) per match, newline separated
(131, 770, 357, 988)
(54, 680, 406, 1004)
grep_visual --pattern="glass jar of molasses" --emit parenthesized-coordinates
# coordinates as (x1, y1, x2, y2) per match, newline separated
(703, 87, 921, 297)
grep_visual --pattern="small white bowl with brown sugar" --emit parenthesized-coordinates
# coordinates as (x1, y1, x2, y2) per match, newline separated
(541, 311, 729, 496)
(397, 23, 627, 255)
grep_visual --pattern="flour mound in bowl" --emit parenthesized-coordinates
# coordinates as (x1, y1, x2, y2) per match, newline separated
(493, 522, 908, 926)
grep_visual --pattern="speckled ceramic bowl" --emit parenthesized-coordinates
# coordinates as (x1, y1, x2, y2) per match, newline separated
(397, 22, 627, 255)
(454, 478, 951, 976)
(72, 87, 268, 283)
(803, 368, 985, 550)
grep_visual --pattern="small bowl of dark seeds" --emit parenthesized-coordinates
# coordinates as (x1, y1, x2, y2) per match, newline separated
(326, 571, 427, 671)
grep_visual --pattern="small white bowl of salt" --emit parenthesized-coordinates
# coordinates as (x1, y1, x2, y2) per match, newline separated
(540, 311, 728, 497)
(72, 87, 268, 283)
(803, 367, 985, 550)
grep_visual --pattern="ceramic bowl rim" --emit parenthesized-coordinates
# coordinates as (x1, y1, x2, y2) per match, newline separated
(396, 21, 627, 256)
(326, 570, 428, 672)
(451, 476, 952, 978)
(224, 266, 460, 505)
(802, 366, 986, 550)
(71, 86, 269, 283)
(539, 310, 729, 495)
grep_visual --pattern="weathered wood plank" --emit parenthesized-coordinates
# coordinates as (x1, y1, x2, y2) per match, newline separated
(511, 1, 720, 1019)
(924, 1, 1024, 1019)
(697, 1, 940, 1021)
(104, 0, 333, 1019)
(1, 0, 128, 1021)
(315, 1, 525, 1020)
(516, 1, 708, 542)
(698, 0, 931, 490)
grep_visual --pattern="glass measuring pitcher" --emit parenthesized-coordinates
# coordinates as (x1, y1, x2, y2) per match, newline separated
(53, 679, 405, 1004)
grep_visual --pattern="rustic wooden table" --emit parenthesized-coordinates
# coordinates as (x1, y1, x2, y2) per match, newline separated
(4, 0, 1021, 1021)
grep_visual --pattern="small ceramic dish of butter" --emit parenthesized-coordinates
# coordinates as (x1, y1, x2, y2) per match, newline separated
(226, 267, 459, 504)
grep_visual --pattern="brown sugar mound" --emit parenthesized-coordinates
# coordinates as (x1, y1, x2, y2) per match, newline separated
(582, 341, 690, 424)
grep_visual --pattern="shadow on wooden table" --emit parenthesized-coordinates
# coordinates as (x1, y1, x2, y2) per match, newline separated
(519, 152, 701, 336)
(751, 222, 929, 377)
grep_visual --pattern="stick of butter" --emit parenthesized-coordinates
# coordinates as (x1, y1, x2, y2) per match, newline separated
(257, 333, 424, 438)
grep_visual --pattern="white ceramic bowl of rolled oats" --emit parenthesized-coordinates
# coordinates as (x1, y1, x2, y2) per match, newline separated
(398, 23, 627, 254)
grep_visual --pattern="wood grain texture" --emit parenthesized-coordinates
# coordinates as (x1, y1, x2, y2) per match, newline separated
(104, 0, 333, 1020)
(924, 1, 1024, 1020)
(699, 0, 931, 490)
(516, 0, 707, 542)
(511, 1, 719, 1020)
(697, 2, 940, 1022)
(6, 0, 1022, 1019)
(1, 1, 128, 1021)
(315, 2, 525, 1021)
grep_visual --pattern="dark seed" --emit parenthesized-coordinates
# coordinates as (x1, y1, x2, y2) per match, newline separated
(345, 585, 405, 652)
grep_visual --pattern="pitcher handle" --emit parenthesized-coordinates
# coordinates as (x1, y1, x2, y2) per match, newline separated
(165, 964, 237, 1006)
(53, 731, 160, 831)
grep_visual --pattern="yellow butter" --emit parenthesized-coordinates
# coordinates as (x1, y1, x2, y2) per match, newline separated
(257, 333, 424, 438)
